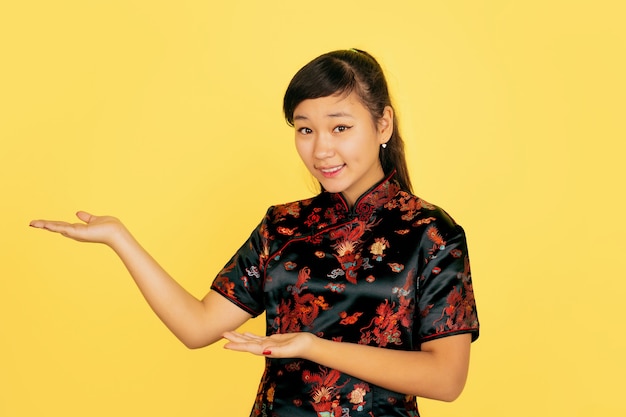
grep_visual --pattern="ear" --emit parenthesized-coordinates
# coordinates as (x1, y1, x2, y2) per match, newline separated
(377, 106, 394, 145)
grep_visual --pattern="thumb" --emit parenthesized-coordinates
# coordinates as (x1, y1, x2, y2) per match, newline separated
(75, 211, 94, 223)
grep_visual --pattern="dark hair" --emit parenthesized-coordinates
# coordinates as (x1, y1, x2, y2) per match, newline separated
(283, 49, 413, 192)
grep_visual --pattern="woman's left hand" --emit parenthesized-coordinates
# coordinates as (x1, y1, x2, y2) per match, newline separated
(222, 331, 315, 358)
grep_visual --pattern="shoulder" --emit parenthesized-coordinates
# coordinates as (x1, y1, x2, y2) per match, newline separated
(265, 195, 318, 223)
(258, 193, 332, 239)
(384, 190, 464, 235)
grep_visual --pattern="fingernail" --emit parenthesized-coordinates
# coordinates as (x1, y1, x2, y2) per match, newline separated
(262, 350, 272, 355)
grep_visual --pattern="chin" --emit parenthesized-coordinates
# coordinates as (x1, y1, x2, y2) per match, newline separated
(318, 182, 345, 195)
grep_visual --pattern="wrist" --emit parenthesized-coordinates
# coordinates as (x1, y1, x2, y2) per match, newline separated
(302, 332, 327, 362)
(107, 221, 133, 251)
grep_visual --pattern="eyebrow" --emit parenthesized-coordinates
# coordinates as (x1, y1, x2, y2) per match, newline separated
(293, 112, 354, 121)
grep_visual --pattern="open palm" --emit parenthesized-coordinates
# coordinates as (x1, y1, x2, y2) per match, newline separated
(30, 211, 125, 246)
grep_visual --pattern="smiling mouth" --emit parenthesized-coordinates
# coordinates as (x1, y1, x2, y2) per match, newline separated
(318, 165, 345, 177)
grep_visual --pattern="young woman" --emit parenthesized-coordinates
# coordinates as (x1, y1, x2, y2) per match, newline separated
(30, 49, 479, 417)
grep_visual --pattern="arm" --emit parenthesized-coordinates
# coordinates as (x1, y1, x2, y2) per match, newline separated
(30, 211, 252, 348)
(223, 331, 472, 401)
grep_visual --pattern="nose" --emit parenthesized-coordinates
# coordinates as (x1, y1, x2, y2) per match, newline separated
(313, 132, 335, 159)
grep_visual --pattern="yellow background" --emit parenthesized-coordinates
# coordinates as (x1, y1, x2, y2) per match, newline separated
(2, 1, 625, 416)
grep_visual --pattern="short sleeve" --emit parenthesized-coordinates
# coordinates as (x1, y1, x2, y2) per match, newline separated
(417, 223, 479, 343)
(210, 211, 271, 317)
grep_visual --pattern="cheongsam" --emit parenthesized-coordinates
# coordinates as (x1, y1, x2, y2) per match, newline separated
(211, 172, 479, 417)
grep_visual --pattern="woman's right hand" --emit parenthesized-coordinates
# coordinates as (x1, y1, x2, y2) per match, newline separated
(30, 211, 126, 247)
(30, 210, 253, 348)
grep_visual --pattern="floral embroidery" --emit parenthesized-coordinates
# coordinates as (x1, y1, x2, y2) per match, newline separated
(284, 261, 297, 271)
(348, 382, 370, 411)
(305, 208, 322, 227)
(369, 237, 390, 261)
(388, 263, 404, 273)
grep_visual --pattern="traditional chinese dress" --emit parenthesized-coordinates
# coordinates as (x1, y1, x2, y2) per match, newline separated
(211, 172, 479, 417)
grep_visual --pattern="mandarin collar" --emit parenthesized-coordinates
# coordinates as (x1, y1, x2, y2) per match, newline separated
(328, 171, 402, 221)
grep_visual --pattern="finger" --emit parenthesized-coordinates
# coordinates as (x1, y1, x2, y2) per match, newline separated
(223, 339, 267, 354)
(242, 332, 265, 340)
(29, 219, 72, 232)
(222, 331, 248, 343)
(76, 211, 94, 223)
(30, 219, 94, 243)
(222, 332, 273, 356)
(223, 331, 263, 343)
(29, 219, 46, 228)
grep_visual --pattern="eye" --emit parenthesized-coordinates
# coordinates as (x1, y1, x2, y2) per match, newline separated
(297, 127, 313, 135)
(333, 125, 351, 133)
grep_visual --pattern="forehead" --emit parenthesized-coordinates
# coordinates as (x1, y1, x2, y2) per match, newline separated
(293, 91, 369, 121)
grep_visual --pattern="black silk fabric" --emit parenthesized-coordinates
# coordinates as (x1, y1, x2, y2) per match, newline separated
(211, 172, 479, 417)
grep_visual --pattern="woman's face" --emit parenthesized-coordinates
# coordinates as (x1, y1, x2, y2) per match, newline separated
(293, 91, 393, 206)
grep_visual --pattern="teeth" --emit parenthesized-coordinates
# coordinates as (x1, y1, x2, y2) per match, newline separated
(321, 166, 342, 173)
